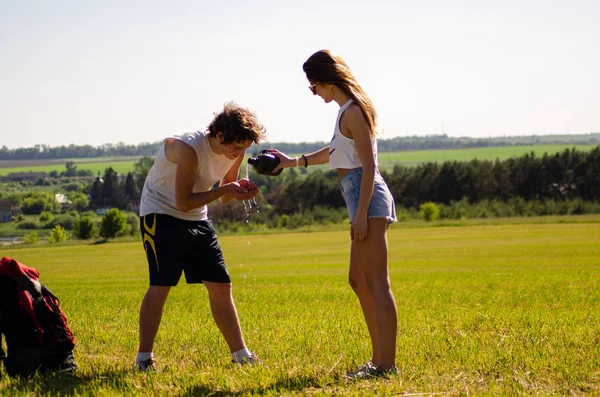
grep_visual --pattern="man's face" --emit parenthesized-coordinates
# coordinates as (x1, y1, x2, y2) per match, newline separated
(220, 138, 253, 160)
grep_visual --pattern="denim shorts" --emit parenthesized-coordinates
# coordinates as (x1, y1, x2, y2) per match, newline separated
(339, 168, 397, 225)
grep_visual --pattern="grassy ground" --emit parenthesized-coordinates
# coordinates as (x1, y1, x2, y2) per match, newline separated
(375, 144, 598, 168)
(0, 160, 138, 177)
(1, 144, 596, 176)
(1, 217, 599, 396)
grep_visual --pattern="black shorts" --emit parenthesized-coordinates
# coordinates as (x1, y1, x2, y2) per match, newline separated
(140, 214, 230, 286)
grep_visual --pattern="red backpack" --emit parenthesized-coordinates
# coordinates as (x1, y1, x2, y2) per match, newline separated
(0, 256, 76, 376)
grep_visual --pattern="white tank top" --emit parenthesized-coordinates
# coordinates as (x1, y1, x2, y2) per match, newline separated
(328, 99, 378, 170)
(140, 130, 236, 221)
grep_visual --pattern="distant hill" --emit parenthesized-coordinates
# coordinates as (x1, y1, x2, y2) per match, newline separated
(1, 133, 598, 161)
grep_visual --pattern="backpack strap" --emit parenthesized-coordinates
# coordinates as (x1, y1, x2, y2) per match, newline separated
(13, 276, 44, 304)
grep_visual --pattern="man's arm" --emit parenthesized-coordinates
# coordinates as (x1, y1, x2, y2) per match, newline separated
(169, 140, 245, 212)
(219, 155, 245, 204)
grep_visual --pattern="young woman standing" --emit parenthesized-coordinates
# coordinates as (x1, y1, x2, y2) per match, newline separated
(270, 50, 398, 378)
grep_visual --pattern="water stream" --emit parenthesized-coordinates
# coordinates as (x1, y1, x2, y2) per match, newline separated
(243, 164, 260, 231)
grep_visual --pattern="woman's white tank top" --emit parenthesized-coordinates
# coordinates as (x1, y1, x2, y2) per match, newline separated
(328, 99, 378, 170)
(140, 130, 236, 221)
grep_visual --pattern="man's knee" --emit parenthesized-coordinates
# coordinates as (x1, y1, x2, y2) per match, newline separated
(206, 282, 233, 299)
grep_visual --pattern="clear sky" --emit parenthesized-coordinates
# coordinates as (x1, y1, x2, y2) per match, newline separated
(1, 0, 599, 149)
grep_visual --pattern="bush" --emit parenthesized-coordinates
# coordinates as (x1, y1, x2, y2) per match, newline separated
(100, 208, 127, 239)
(48, 225, 69, 243)
(20, 192, 56, 214)
(39, 211, 54, 223)
(17, 220, 39, 230)
(63, 182, 81, 192)
(420, 202, 440, 222)
(126, 213, 140, 236)
(23, 231, 40, 244)
(73, 216, 99, 240)
(43, 214, 76, 230)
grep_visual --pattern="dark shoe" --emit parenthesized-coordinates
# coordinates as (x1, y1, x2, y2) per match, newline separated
(132, 357, 157, 372)
(346, 360, 374, 379)
(367, 366, 398, 378)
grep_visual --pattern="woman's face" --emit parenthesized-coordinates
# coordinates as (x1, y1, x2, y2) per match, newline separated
(308, 80, 334, 103)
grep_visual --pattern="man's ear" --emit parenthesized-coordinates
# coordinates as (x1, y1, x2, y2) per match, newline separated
(216, 131, 224, 143)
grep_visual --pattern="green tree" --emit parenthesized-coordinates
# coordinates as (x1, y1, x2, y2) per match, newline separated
(89, 175, 103, 208)
(100, 208, 127, 239)
(125, 213, 140, 236)
(69, 192, 90, 212)
(63, 161, 77, 177)
(39, 211, 54, 222)
(100, 167, 118, 207)
(133, 156, 154, 195)
(20, 191, 56, 215)
(124, 172, 136, 199)
(420, 202, 440, 222)
(73, 216, 99, 240)
(48, 225, 69, 243)
(24, 231, 40, 244)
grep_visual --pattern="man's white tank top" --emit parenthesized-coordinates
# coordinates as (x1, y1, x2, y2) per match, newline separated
(329, 99, 378, 170)
(140, 130, 236, 221)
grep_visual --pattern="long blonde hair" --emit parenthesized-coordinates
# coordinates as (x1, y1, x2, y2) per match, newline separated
(303, 50, 378, 137)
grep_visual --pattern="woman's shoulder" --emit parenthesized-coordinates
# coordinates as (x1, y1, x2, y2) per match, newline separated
(343, 103, 368, 124)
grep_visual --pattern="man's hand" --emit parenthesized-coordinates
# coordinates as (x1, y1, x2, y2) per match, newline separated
(225, 179, 259, 201)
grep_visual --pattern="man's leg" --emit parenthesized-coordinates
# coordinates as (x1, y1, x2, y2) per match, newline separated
(203, 281, 246, 353)
(138, 286, 171, 354)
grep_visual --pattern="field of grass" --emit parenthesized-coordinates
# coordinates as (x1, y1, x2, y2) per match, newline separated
(1, 218, 599, 396)
(0, 158, 140, 177)
(0, 144, 596, 176)
(376, 144, 598, 168)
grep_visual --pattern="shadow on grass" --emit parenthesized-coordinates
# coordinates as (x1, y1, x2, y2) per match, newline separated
(180, 374, 327, 396)
(2, 368, 132, 395)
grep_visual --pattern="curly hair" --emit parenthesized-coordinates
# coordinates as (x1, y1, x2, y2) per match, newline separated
(207, 102, 266, 145)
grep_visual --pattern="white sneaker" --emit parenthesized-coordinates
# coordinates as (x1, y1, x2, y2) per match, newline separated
(132, 357, 157, 372)
(232, 353, 260, 365)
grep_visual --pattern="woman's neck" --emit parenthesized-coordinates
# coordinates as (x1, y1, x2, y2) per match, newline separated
(333, 89, 352, 108)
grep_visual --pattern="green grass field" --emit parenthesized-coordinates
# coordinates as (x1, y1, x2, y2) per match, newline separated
(375, 144, 598, 168)
(0, 144, 596, 176)
(1, 218, 599, 396)
(0, 159, 138, 177)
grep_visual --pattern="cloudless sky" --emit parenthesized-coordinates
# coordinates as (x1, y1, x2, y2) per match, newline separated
(1, 0, 599, 149)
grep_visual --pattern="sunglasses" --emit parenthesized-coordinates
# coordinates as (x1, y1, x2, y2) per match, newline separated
(308, 82, 319, 95)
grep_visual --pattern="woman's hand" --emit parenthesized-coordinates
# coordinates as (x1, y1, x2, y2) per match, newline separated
(351, 216, 368, 242)
(266, 149, 296, 173)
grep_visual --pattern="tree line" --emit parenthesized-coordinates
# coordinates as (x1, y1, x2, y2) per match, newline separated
(2, 133, 599, 160)
(2, 146, 599, 234)
(253, 146, 599, 214)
